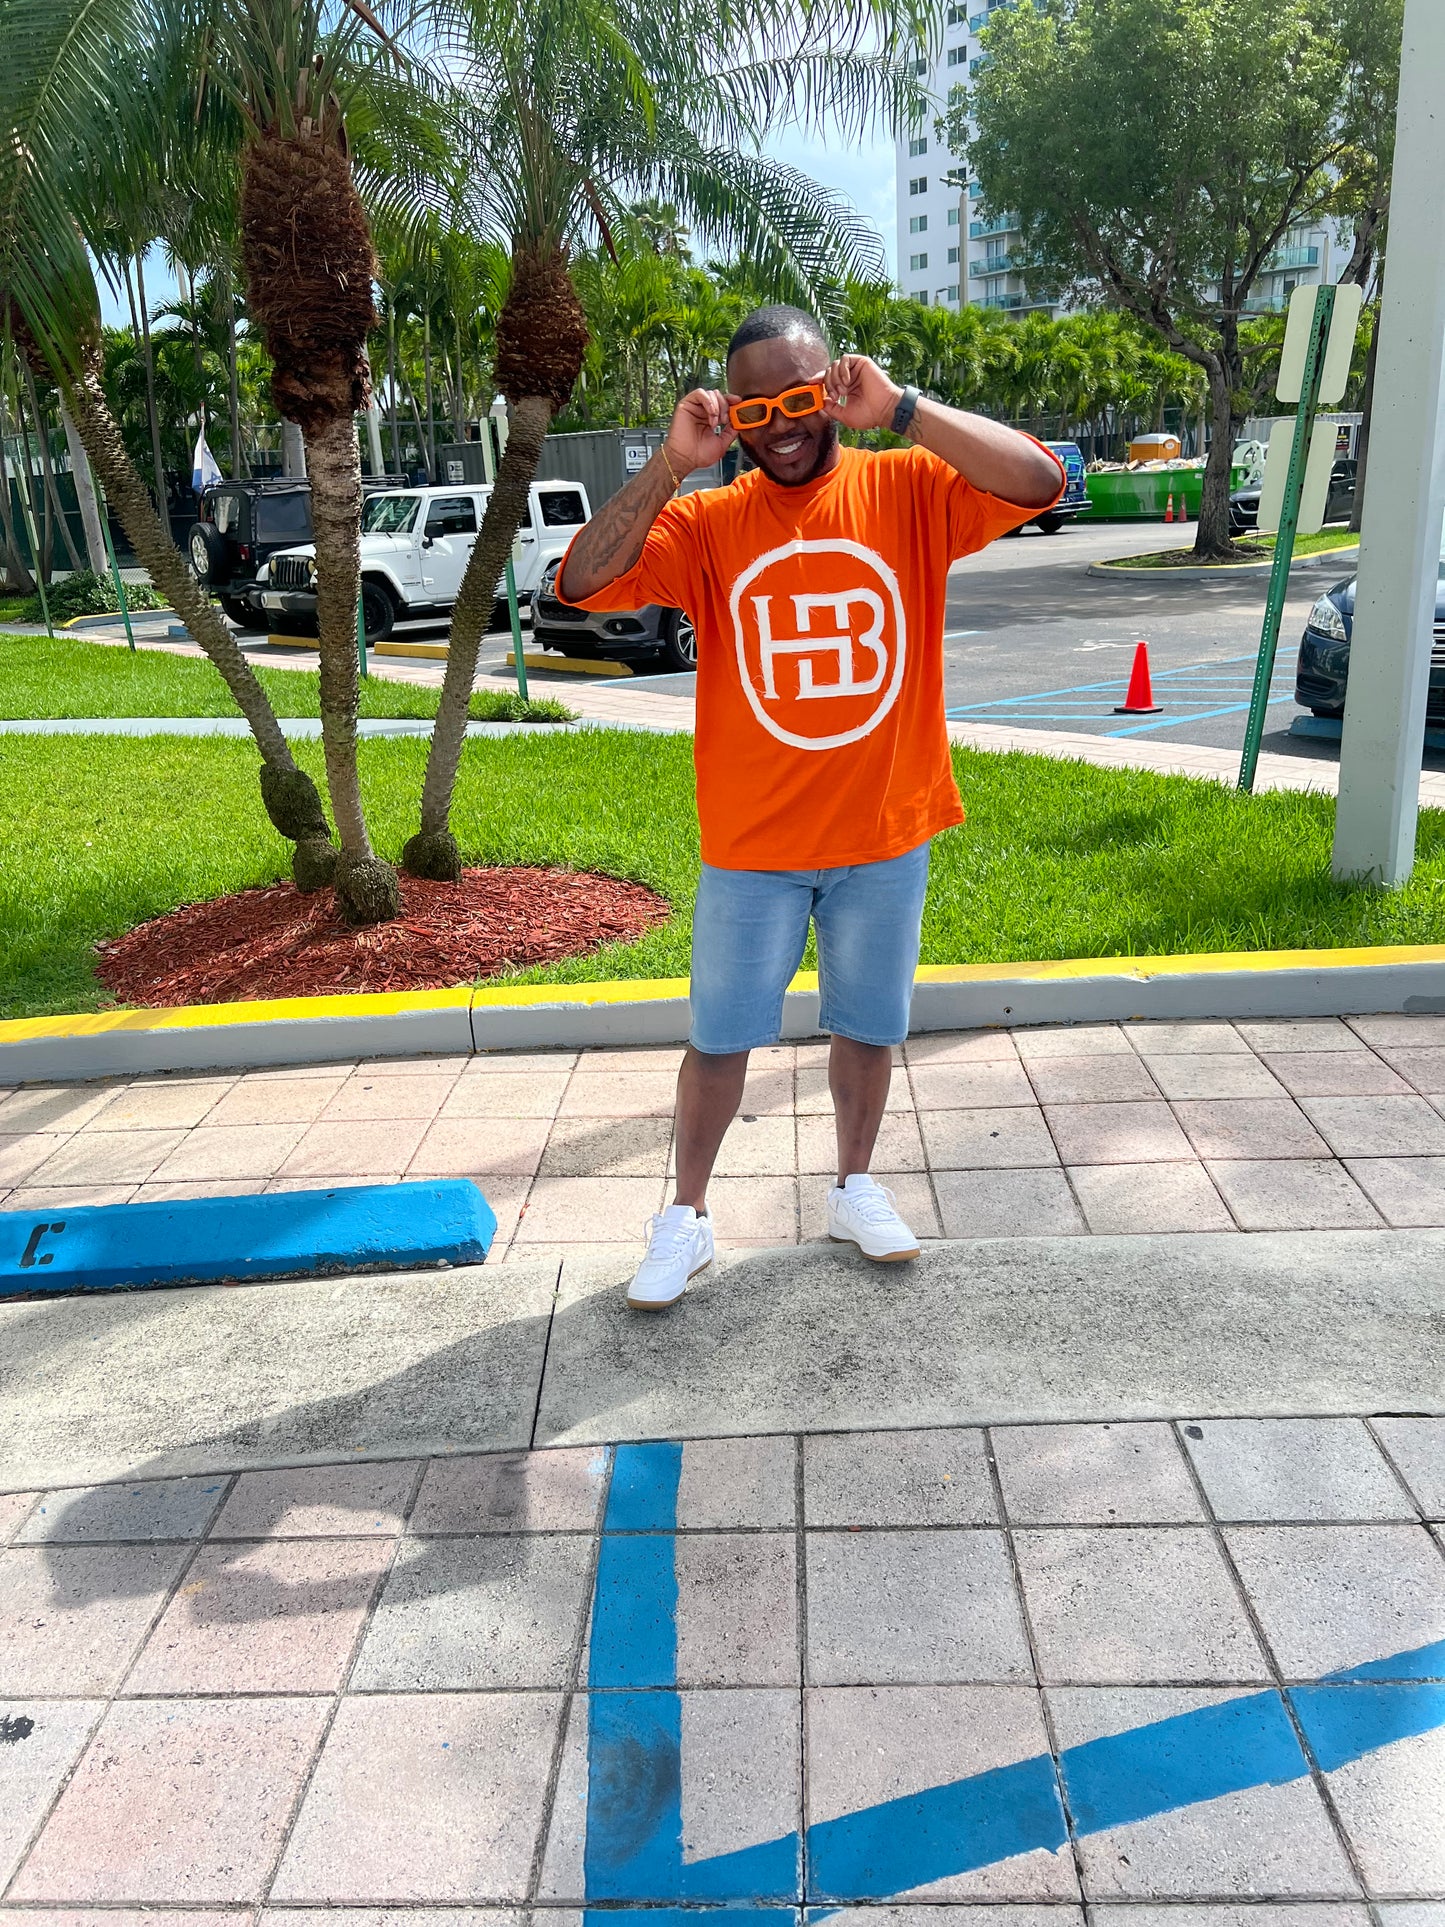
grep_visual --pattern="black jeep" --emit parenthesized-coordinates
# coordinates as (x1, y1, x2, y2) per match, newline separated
(187, 481, 314, 628)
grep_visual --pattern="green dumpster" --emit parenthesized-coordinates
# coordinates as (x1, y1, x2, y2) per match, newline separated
(1084, 467, 1248, 520)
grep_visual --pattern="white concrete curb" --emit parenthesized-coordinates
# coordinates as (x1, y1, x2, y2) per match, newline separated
(6, 947, 1444, 1083)
(1087, 547, 1358, 582)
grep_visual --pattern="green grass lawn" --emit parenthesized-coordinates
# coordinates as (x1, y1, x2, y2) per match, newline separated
(3, 729, 1444, 1019)
(0, 634, 572, 724)
(1106, 530, 1360, 570)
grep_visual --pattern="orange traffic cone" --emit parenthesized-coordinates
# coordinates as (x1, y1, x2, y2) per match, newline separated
(1164, 489, 1175, 523)
(1177, 487, 1189, 523)
(1114, 640, 1162, 715)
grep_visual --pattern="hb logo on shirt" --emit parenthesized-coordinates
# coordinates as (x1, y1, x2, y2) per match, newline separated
(729, 538, 907, 750)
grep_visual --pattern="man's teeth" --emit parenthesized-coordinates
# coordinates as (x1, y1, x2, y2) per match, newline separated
(773, 437, 804, 455)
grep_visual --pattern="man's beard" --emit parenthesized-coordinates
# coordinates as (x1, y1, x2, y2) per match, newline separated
(749, 417, 840, 487)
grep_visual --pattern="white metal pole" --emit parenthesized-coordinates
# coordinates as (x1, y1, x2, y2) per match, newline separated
(365, 401, 385, 477)
(1331, 0, 1445, 884)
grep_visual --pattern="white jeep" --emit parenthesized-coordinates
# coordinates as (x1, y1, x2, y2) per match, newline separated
(261, 479, 592, 642)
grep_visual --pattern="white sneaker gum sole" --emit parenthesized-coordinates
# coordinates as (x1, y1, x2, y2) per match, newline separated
(627, 1253, 713, 1311)
(829, 1232, 920, 1263)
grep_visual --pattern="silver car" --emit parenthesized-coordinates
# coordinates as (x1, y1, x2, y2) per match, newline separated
(531, 559, 697, 672)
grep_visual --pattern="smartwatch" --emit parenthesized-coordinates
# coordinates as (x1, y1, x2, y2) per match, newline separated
(891, 385, 922, 435)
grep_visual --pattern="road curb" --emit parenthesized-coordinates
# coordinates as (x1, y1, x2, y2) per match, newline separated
(4, 943, 1445, 1083)
(1088, 547, 1358, 581)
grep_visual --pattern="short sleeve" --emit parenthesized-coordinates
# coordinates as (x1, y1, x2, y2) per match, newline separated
(921, 439, 1066, 560)
(557, 494, 701, 611)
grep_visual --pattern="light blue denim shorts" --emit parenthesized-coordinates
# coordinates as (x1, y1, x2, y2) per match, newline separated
(689, 840, 932, 1055)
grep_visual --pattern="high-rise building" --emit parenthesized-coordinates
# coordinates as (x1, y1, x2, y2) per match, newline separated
(895, 1, 1353, 317)
(893, 1, 1057, 315)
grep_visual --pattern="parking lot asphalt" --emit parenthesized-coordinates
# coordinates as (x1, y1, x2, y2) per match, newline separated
(487, 521, 1378, 766)
(122, 518, 1392, 768)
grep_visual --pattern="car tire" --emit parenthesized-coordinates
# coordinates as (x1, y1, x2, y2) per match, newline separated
(187, 521, 227, 582)
(361, 578, 396, 643)
(1035, 512, 1067, 534)
(657, 608, 698, 673)
(1310, 705, 1345, 719)
(218, 595, 255, 627)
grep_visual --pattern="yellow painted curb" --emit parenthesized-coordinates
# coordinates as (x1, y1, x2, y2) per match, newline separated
(505, 651, 633, 677)
(7, 940, 1445, 1048)
(0, 984, 473, 1047)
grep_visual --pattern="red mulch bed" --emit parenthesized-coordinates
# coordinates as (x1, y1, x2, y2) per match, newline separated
(95, 867, 670, 1007)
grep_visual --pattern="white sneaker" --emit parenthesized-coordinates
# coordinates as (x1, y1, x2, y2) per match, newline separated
(827, 1174, 921, 1262)
(626, 1203, 715, 1310)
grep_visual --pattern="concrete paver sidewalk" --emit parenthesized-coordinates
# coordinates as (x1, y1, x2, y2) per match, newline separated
(8, 1015, 1445, 1260)
(1, 1416, 1443, 1903)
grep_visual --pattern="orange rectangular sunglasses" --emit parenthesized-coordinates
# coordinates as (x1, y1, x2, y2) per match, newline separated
(728, 380, 827, 431)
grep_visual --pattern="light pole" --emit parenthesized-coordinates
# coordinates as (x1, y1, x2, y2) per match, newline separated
(1330, 0, 1445, 884)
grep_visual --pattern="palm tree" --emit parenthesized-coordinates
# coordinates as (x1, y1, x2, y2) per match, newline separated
(1, 0, 339, 888)
(402, 0, 932, 882)
(188, 0, 421, 925)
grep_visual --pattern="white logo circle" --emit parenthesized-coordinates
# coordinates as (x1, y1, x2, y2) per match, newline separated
(728, 538, 908, 751)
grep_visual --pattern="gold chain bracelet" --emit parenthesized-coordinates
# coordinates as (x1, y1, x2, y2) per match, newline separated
(659, 444, 684, 493)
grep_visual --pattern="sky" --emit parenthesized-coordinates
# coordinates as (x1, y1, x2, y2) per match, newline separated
(760, 122, 898, 280)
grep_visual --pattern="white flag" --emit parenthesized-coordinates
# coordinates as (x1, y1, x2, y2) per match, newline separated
(192, 428, 222, 493)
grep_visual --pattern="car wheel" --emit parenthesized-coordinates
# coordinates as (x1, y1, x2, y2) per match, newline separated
(187, 521, 227, 583)
(1035, 512, 1066, 534)
(1310, 705, 1345, 719)
(361, 578, 396, 643)
(219, 596, 255, 627)
(657, 608, 698, 673)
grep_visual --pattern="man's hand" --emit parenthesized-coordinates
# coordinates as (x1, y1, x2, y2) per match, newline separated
(822, 354, 904, 433)
(664, 388, 738, 475)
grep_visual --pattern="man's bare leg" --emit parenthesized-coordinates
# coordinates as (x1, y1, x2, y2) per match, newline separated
(673, 1045, 749, 1212)
(830, 1035, 893, 1183)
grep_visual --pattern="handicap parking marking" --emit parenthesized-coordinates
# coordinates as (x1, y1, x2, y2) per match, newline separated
(580, 1441, 1445, 1913)
(942, 654, 1305, 741)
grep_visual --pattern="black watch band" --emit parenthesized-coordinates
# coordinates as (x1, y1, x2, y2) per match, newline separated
(891, 385, 922, 435)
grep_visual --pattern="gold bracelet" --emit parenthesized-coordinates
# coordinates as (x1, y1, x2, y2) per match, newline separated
(659, 444, 683, 493)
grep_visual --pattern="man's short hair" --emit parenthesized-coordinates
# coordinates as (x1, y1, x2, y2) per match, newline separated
(726, 304, 830, 365)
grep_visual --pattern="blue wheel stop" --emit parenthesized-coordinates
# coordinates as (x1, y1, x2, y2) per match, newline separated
(0, 1178, 496, 1297)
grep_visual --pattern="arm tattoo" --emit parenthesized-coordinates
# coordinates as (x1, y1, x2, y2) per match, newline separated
(559, 452, 679, 601)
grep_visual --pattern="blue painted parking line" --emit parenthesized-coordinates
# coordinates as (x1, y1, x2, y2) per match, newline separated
(0, 1179, 496, 1295)
(580, 1439, 1445, 1914)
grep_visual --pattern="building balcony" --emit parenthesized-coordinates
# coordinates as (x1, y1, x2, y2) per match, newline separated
(980, 292, 1024, 310)
(1261, 243, 1320, 274)
(970, 55, 990, 73)
(970, 213, 1018, 237)
(969, 256, 1013, 277)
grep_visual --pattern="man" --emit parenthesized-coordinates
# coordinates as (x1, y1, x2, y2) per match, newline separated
(559, 305, 1062, 1310)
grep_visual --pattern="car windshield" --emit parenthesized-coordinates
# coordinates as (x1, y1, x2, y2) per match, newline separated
(254, 493, 311, 542)
(361, 494, 420, 535)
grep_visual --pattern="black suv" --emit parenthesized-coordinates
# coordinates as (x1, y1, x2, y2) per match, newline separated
(188, 481, 314, 627)
(187, 476, 409, 628)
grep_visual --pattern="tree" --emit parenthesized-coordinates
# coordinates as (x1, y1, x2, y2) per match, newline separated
(957, 0, 1394, 558)
(1, 0, 339, 885)
(400, 0, 932, 883)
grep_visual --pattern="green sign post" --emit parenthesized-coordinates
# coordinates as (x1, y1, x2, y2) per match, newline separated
(1237, 285, 1335, 792)
(96, 483, 136, 652)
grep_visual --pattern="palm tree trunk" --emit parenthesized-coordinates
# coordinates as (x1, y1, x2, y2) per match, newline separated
(387, 304, 401, 473)
(301, 409, 398, 922)
(0, 400, 36, 594)
(21, 360, 82, 573)
(226, 284, 245, 479)
(59, 397, 107, 575)
(402, 393, 552, 879)
(422, 310, 435, 480)
(135, 253, 167, 519)
(64, 351, 336, 885)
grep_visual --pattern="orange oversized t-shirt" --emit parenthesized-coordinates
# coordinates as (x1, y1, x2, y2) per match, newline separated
(559, 442, 1060, 870)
